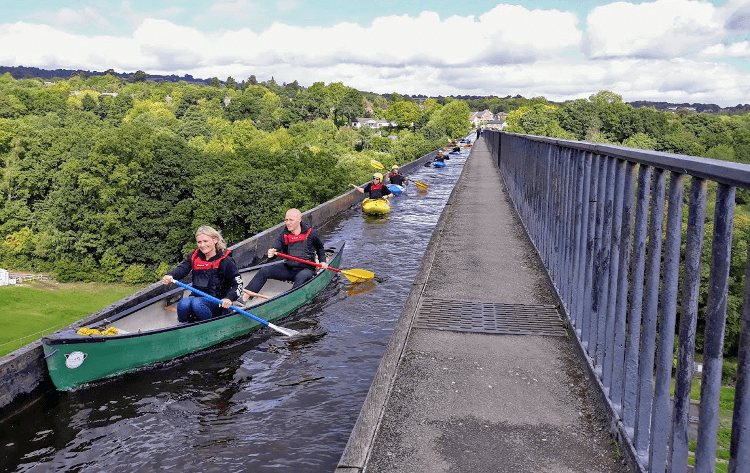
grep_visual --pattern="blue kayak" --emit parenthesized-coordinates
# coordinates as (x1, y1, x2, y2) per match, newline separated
(433, 161, 446, 168)
(387, 184, 405, 195)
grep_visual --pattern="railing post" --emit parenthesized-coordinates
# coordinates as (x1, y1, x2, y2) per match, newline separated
(608, 161, 637, 417)
(730, 236, 750, 472)
(669, 177, 708, 471)
(649, 172, 685, 471)
(696, 183, 736, 472)
(634, 167, 667, 464)
(623, 164, 653, 437)
(582, 154, 601, 354)
(602, 159, 627, 398)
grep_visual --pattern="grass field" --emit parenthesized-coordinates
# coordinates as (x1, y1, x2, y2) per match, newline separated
(0, 279, 142, 357)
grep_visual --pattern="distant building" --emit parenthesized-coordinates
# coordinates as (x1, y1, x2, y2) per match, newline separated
(469, 110, 495, 127)
(351, 118, 397, 129)
(485, 119, 507, 131)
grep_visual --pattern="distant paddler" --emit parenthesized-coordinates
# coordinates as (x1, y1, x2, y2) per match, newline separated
(385, 165, 409, 187)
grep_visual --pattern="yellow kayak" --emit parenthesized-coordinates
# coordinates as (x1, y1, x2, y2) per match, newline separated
(362, 198, 391, 215)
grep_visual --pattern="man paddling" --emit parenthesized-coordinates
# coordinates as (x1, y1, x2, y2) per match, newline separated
(241, 208, 328, 302)
(385, 165, 409, 187)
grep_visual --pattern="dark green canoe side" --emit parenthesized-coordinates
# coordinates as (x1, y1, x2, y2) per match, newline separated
(42, 248, 342, 390)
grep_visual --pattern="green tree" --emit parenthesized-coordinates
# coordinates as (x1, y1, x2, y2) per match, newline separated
(385, 101, 421, 129)
(129, 70, 147, 83)
(557, 99, 599, 140)
(429, 100, 470, 139)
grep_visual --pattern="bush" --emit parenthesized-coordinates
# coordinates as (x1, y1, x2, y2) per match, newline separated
(722, 359, 738, 385)
(122, 264, 149, 284)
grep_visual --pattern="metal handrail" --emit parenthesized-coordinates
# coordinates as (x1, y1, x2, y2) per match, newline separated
(485, 130, 750, 473)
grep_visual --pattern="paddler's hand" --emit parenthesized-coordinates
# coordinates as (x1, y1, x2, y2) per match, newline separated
(268, 248, 277, 258)
(220, 298, 231, 308)
(320, 262, 329, 270)
(162, 275, 174, 285)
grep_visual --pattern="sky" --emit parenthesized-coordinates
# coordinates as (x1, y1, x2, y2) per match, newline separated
(1, 0, 749, 106)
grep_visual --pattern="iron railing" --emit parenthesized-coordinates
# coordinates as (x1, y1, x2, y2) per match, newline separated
(485, 130, 750, 473)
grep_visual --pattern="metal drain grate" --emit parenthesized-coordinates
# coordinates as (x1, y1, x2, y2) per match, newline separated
(414, 298, 566, 337)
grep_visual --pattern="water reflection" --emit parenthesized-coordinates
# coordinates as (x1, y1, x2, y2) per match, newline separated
(0, 145, 472, 473)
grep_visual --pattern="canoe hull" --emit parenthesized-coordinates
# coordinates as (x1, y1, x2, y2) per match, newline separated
(42, 245, 343, 390)
(433, 161, 446, 168)
(362, 198, 391, 215)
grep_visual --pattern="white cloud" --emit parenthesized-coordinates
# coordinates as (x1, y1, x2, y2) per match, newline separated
(585, 0, 722, 59)
(720, 0, 750, 31)
(699, 41, 750, 58)
(1, 3, 749, 106)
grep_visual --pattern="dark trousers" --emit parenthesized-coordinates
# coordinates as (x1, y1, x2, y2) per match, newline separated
(245, 264, 314, 293)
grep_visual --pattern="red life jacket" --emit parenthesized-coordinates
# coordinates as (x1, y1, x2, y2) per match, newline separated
(191, 249, 231, 270)
(189, 249, 232, 296)
(283, 227, 312, 245)
(283, 228, 313, 268)
(369, 181, 387, 199)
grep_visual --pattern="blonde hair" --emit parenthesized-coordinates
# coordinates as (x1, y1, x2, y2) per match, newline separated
(195, 225, 227, 250)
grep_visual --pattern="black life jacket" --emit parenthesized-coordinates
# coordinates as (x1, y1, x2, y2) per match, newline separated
(190, 249, 231, 296)
(283, 228, 313, 268)
(389, 173, 405, 186)
(369, 182, 386, 199)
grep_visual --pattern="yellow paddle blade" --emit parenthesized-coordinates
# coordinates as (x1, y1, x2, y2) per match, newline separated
(414, 181, 429, 190)
(341, 268, 375, 283)
(370, 159, 384, 169)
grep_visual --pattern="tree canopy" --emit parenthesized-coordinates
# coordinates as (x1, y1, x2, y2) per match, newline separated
(0, 73, 464, 284)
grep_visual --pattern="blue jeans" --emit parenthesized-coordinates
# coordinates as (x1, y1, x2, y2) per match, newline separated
(245, 264, 314, 294)
(176, 296, 223, 323)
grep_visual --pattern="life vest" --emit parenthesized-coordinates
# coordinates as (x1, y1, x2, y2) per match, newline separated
(191, 249, 231, 270)
(190, 249, 231, 296)
(283, 228, 313, 268)
(389, 173, 405, 185)
(368, 182, 386, 199)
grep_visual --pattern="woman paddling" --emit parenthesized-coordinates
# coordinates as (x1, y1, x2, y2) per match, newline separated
(162, 226, 243, 323)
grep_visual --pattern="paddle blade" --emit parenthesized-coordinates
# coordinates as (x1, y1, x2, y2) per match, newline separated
(415, 181, 429, 190)
(370, 159, 384, 169)
(341, 268, 374, 283)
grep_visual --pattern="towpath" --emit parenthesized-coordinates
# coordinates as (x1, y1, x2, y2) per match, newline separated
(336, 135, 635, 473)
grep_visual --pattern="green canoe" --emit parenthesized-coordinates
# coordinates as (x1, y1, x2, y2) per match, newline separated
(42, 244, 344, 391)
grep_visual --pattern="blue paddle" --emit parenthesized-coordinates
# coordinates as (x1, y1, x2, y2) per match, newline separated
(169, 279, 299, 337)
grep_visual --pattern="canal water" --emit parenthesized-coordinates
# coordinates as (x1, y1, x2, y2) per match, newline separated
(1, 144, 472, 473)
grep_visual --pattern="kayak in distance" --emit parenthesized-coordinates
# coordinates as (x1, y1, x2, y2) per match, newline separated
(387, 184, 405, 195)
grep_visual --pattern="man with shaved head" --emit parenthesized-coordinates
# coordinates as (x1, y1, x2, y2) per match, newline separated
(241, 208, 328, 302)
